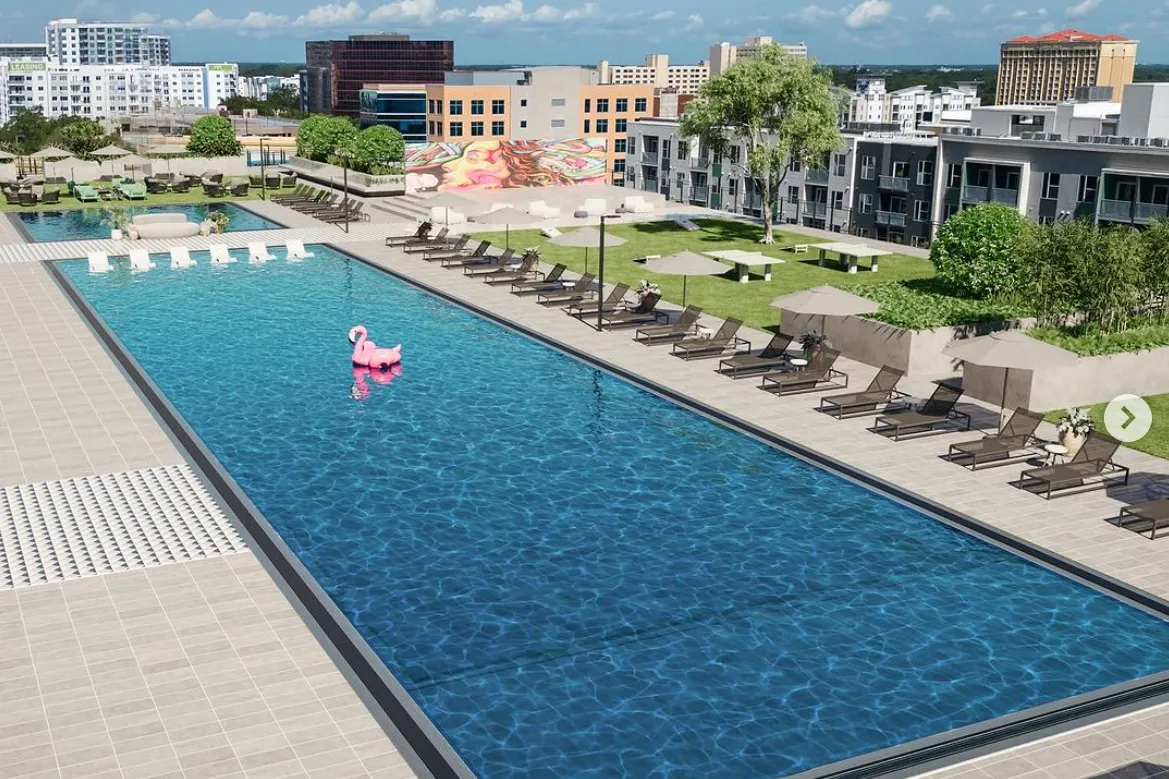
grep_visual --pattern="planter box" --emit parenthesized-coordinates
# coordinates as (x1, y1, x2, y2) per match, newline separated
(285, 157, 405, 197)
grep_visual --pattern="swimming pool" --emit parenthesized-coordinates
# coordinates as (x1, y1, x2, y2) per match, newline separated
(16, 202, 280, 242)
(60, 247, 1169, 779)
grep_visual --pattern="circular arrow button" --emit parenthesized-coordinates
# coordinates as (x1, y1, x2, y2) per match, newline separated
(1104, 394, 1152, 443)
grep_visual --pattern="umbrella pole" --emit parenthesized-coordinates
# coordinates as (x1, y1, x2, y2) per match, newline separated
(683, 276, 688, 308)
(1000, 368, 1010, 434)
(584, 247, 589, 275)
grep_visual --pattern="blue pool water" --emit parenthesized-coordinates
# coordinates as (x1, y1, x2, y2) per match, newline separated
(62, 248, 1169, 779)
(17, 202, 280, 242)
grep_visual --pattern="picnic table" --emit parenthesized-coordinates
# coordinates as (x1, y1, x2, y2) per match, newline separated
(704, 249, 785, 283)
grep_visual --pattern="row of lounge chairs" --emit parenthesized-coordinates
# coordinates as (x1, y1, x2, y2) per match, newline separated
(276, 186, 368, 223)
(3, 189, 60, 206)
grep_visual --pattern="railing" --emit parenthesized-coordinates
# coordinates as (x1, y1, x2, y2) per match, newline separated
(689, 185, 709, 203)
(693, 157, 709, 169)
(804, 202, 828, 217)
(286, 156, 405, 194)
(641, 179, 658, 192)
(806, 169, 830, 185)
(879, 175, 909, 191)
(641, 151, 659, 163)
(1098, 199, 1130, 219)
(962, 185, 989, 202)
(876, 210, 908, 227)
(1099, 200, 1169, 221)
(743, 194, 764, 210)
(1137, 202, 1169, 221)
(989, 188, 1019, 207)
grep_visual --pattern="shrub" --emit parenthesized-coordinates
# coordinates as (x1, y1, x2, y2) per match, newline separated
(352, 125, 404, 174)
(57, 119, 111, 157)
(295, 115, 357, 162)
(930, 203, 1029, 299)
(186, 116, 242, 157)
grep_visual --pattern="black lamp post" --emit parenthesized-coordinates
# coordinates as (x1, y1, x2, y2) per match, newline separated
(258, 137, 267, 200)
(596, 213, 620, 331)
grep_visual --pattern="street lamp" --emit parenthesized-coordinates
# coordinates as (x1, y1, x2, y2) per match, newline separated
(596, 213, 621, 332)
(258, 137, 267, 200)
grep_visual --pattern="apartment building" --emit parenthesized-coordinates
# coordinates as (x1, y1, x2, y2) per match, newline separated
(0, 59, 237, 122)
(305, 34, 453, 118)
(709, 36, 807, 78)
(596, 54, 709, 93)
(0, 43, 48, 59)
(996, 29, 1137, 106)
(237, 75, 301, 101)
(45, 18, 171, 65)
(849, 76, 981, 131)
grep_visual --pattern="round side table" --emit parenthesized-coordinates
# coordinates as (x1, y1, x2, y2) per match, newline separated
(1043, 443, 1069, 466)
(789, 358, 809, 371)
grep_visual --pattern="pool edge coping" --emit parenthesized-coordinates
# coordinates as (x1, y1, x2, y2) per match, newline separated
(10, 199, 288, 244)
(46, 248, 1169, 779)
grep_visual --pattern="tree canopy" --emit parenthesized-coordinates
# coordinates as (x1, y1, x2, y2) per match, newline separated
(353, 125, 405, 174)
(296, 115, 359, 163)
(930, 203, 1030, 299)
(186, 115, 242, 157)
(0, 110, 121, 156)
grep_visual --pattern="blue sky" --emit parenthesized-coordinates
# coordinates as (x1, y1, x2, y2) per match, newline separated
(1, 0, 1162, 65)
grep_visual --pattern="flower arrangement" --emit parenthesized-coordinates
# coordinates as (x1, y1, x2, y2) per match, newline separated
(1056, 408, 1095, 438)
(209, 211, 230, 234)
(799, 330, 829, 358)
(99, 208, 130, 231)
(634, 279, 661, 302)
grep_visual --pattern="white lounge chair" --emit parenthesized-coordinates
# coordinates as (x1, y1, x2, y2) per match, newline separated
(248, 242, 275, 264)
(209, 245, 236, 265)
(129, 250, 155, 272)
(582, 198, 607, 217)
(529, 200, 561, 219)
(286, 239, 315, 260)
(622, 195, 654, 214)
(429, 206, 466, 225)
(169, 246, 195, 269)
(87, 251, 113, 273)
(540, 226, 563, 239)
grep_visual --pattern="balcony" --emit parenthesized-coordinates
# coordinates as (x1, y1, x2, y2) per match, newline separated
(989, 189, 1019, 207)
(1099, 199, 1169, 222)
(640, 151, 659, 163)
(805, 202, 828, 217)
(743, 193, 764, 210)
(690, 185, 709, 203)
(962, 185, 988, 202)
(641, 179, 658, 193)
(876, 211, 908, 227)
(879, 175, 909, 192)
(806, 168, 830, 185)
(693, 157, 709, 169)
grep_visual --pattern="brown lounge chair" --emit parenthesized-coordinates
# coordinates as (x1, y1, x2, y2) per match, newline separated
(717, 332, 793, 378)
(4, 191, 20, 206)
(455, 247, 516, 271)
(870, 384, 971, 441)
(18, 191, 36, 206)
(635, 306, 703, 345)
(567, 283, 630, 317)
(511, 263, 566, 293)
(406, 231, 465, 254)
(538, 273, 595, 305)
(818, 365, 907, 419)
(759, 347, 846, 396)
(946, 408, 1044, 470)
(599, 293, 666, 329)
(1017, 431, 1129, 500)
(229, 182, 249, 197)
(40, 190, 60, 205)
(672, 318, 749, 360)
(386, 222, 432, 246)
(483, 252, 542, 284)
(426, 239, 490, 263)
(1117, 497, 1169, 539)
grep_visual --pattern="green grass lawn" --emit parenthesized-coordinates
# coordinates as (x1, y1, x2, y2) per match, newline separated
(0, 182, 266, 213)
(476, 219, 936, 331)
(1043, 396, 1169, 461)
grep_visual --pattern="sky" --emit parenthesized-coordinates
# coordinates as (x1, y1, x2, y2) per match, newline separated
(0, 0, 1163, 65)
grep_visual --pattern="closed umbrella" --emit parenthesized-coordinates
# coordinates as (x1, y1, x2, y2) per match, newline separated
(943, 330, 1077, 432)
(769, 285, 880, 338)
(642, 251, 731, 307)
(470, 206, 542, 250)
(550, 226, 627, 275)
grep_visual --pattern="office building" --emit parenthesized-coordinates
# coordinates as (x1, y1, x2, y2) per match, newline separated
(359, 85, 427, 143)
(45, 18, 172, 65)
(0, 59, 238, 122)
(849, 76, 981, 132)
(996, 29, 1137, 106)
(709, 36, 807, 78)
(0, 43, 48, 59)
(304, 34, 453, 118)
(596, 54, 709, 93)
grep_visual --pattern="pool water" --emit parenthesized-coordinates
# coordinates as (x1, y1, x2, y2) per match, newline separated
(62, 248, 1169, 779)
(18, 202, 280, 242)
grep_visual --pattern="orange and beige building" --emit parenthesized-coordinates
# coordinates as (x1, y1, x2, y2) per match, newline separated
(996, 29, 1138, 106)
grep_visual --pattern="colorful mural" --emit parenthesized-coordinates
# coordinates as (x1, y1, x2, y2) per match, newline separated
(404, 139, 607, 193)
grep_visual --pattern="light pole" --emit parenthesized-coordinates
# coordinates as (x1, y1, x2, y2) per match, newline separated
(258, 137, 267, 200)
(596, 213, 620, 331)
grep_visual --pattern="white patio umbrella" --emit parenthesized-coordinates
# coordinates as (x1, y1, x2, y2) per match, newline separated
(470, 206, 542, 249)
(144, 146, 185, 171)
(943, 330, 1077, 432)
(769, 285, 880, 338)
(30, 146, 72, 160)
(424, 192, 486, 224)
(0, 149, 15, 161)
(117, 154, 150, 179)
(642, 251, 732, 307)
(550, 226, 627, 275)
(89, 144, 132, 176)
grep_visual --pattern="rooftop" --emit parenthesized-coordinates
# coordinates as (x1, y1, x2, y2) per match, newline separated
(1005, 28, 1134, 44)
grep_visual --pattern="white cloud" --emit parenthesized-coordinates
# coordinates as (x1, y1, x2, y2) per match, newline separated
(529, 2, 596, 21)
(368, 0, 437, 22)
(793, 4, 842, 23)
(1066, 0, 1099, 17)
(240, 11, 289, 27)
(651, 9, 675, 19)
(981, 4, 994, 13)
(1011, 9, 1027, 17)
(129, 11, 159, 23)
(470, 0, 524, 21)
(844, 0, 891, 28)
(158, 8, 290, 29)
(685, 13, 703, 29)
(925, 4, 953, 22)
(295, 2, 365, 25)
(437, 7, 465, 19)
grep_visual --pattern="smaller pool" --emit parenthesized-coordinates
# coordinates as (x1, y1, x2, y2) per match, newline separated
(15, 203, 282, 242)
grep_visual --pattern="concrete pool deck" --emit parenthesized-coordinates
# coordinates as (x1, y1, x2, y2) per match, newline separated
(2, 201, 1169, 778)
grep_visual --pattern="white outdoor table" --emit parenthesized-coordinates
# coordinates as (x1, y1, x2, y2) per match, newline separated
(704, 249, 785, 283)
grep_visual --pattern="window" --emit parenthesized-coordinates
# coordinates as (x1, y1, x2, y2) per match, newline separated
(616, 98, 627, 112)
(729, 146, 741, 165)
(861, 156, 876, 180)
(596, 119, 608, 133)
(678, 141, 689, 160)
(470, 99, 484, 115)
(947, 163, 962, 188)
(833, 153, 846, 177)
(676, 172, 685, 188)
(1078, 174, 1098, 203)
(490, 99, 505, 115)
(491, 120, 505, 136)
(831, 190, 845, 209)
(728, 178, 738, 196)
(634, 97, 647, 112)
(917, 160, 933, 187)
(860, 194, 873, 213)
(449, 99, 462, 115)
(596, 98, 609, 112)
(1042, 172, 1060, 200)
(614, 158, 626, 173)
(520, 120, 527, 128)
(892, 161, 908, 179)
(790, 160, 802, 173)
(520, 98, 527, 107)
(615, 118, 627, 133)
(788, 186, 799, 204)
(551, 98, 566, 107)
(427, 99, 435, 113)
(914, 200, 930, 222)
(614, 138, 626, 154)
(584, 119, 590, 133)
(584, 98, 591, 113)
(628, 137, 636, 154)
(449, 121, 463, 137)
(427, 121, 436, 135)
(550, 118, 565, 128)
(471, 121, 484, 136)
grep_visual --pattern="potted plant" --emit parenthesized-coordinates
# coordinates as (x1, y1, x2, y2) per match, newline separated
(799, 330, 828, 361)
(633, 279, 661, 304)
(209, 211, 230, 234)
(100, 208, 130, 240)
(1056, 408, 1095, 459)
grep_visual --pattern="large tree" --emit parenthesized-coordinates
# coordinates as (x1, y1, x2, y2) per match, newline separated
(56, 119, 109, 157)
(353, 125, 405, 174)
(931, 203, 1029, 299)
(295, 115, 358, 162)
(186, 115, 242, 157)
(680, 45, 842, 243)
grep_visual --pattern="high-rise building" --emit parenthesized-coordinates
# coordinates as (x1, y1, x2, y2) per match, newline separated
(709, 36, 807, 78)
(0, 43, 48, 59)
(45, 18, 172, 65)
(996, 29, 1137, 106)
(596, 55, 709, 93)
(304, 34, 453, 118)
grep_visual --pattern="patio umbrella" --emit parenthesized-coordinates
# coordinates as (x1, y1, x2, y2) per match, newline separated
(943, 330, 1077, 432)
(424, 192, 487, 223)
(144, 146, 185, 171)
(769, 285, 880, 338)
(642, 251, 731, 307)
(91, 145, 133, 158)
(470, 206, 542, 249)
(30, 146, 72, 160)
(0, 150, 15, 161)
(117, 154, 150, 179)
(550, 226, 627, 275)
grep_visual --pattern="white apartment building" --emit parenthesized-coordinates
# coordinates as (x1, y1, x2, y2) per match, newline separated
(45, 18, 172, 66)
(596, 54, 709, 93)
(0, 59, 237, 122)
(237, 75, 301, 100)
(709, 36, 808, 78)
(849, 77, 980, 132)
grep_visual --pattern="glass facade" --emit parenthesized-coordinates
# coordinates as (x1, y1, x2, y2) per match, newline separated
(305, 36, 454, 117)
(359, 88, 428, 143)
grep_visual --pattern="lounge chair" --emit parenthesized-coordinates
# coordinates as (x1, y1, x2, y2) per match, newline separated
(286, 240, 314, 260)
(386, 222, 432, 246)
(717, 332, 793, 378)
(672, 318, 749, 360)
(599, 293, 666, 329)
(946, 408, 1044, 470)
(40, 190, 60, 205)
(320, 202, 365, 222)
(280, 174, 297, 188)
(1117, 498, 1169, 540)
(481, 253, 543, 284)
(129, 250, 155, 272)
(18, 191, 36, 206)
(294, 194, 339, 212)
(1016, 432, 1129, 500)
(635, 306, 704, 345)
(87, 251, 113, 273)
(209, 245, 236, 265)
(411, 234, 469, 256)
(3, 191, 20, 206)
(169, 181, 190, 194)
(169, 246, 195, 269)
(146, 179, 169, 195)
(818, 365, 907, 419)
(537, 273, 595, 305)
(229, 182, 249, 197)
(402, 229, 458, 253)
(451, 247, 514, 271)
(424, 239, 489, 263)
(248, 243, 275, 264)
(870, 384, 971, 441)
(74, 184, 99, 203)
(116, 181, 147, 200)
(759, 348, 846, 396)
(273, 185, 310, 202)
(203, 183, 225, 198)
(566, 283, 630, 317)
(203, 173, 224, 184)
(511, 263, 566, 293)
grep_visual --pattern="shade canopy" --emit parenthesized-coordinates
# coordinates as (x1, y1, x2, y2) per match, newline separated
(30, 147, 72, 160)
(942, 330, 1077, 371)
(642, 251, 730, 277)
(769, 285, 880, 317)
(91, 145, 133, 158)
(118, 154, 151, 167)
(144, 146, 186, 156)
(0, 150, 15, 160)
(550, 226, 627, 248)
(471, 206, 542, 225)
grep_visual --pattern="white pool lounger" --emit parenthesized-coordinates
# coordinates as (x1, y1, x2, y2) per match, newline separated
(209, 244, 236, 265)
(87, 251, 113, 273)
(169, 246, 196, 269)
(286, 239, 314, 260)
(129, 249, 156, 272)
(248, 242, 275, 264)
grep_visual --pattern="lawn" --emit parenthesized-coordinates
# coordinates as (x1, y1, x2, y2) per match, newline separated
(0, 182, 266, 213)
(1044, 395, 1169, 461)
(475, 219, 936, 331)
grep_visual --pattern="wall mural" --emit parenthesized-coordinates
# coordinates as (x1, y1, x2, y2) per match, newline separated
(404, 139, 607, 192)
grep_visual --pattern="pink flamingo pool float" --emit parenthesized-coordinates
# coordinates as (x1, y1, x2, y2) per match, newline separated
(351, 365, 402, 400)
(348, 325, 402, 370)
